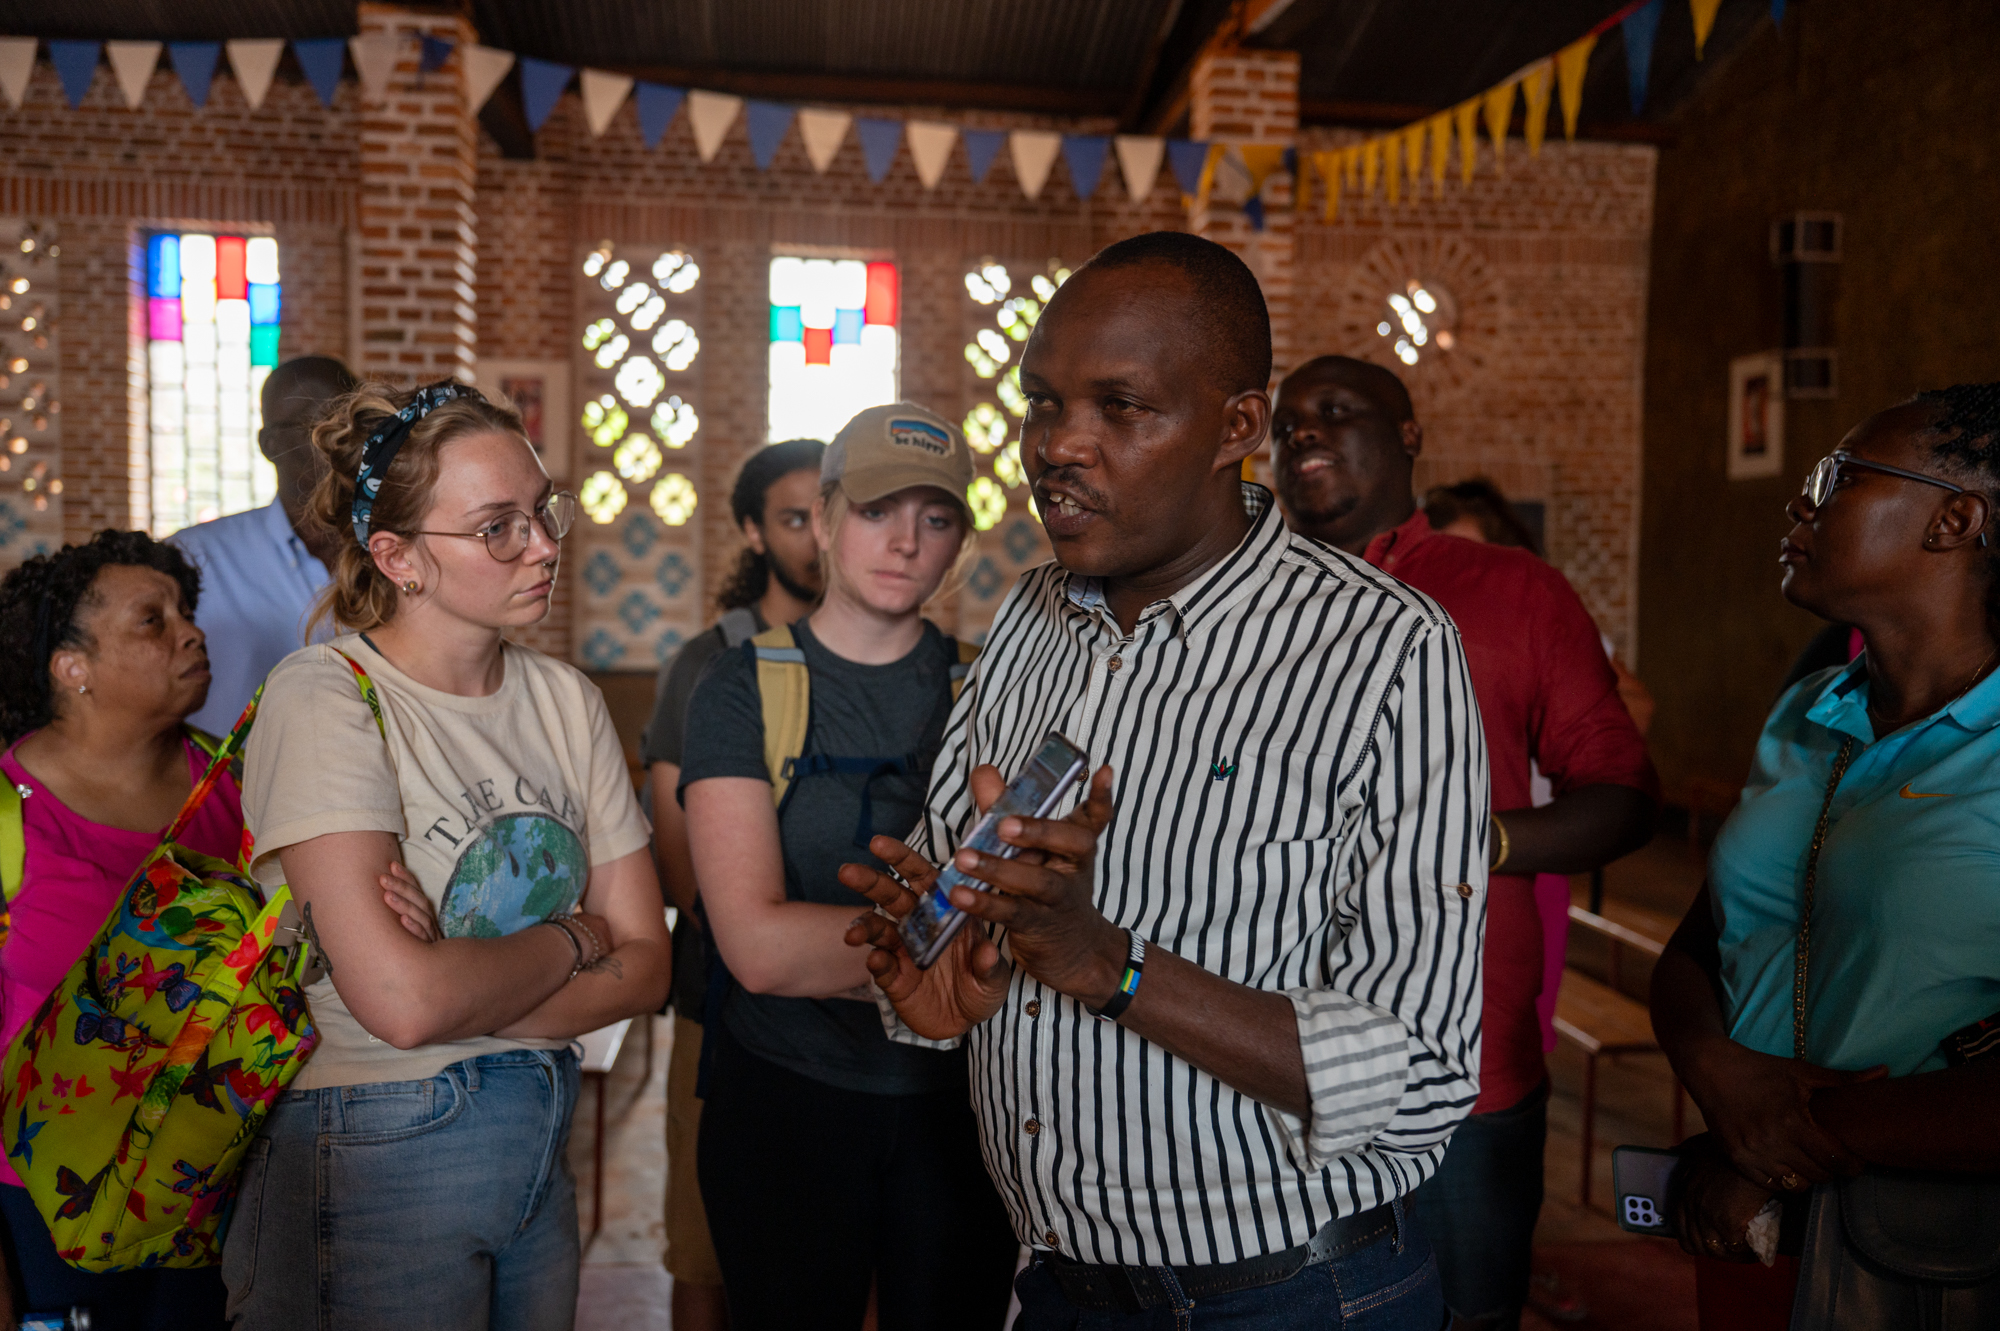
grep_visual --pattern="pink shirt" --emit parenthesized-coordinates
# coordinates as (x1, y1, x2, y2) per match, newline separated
(0, 735, 242, 1187)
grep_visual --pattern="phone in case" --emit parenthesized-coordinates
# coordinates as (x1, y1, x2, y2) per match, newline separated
(897, 731, 1089, 970)
(1613, 1145, 1681, 1235)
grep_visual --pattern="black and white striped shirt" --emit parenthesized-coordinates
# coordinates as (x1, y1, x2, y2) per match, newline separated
(892, 486, 1488, 1267)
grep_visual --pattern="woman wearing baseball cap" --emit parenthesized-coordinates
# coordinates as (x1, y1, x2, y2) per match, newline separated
(680, 404, 1017, 1329)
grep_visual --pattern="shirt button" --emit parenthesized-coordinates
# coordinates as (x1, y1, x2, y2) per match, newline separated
(1025, 1118, 1041, 1136)
(1025, 1000, 1041, 1017)
(1456, 883, 1473, 900)
(1107, 655, 1122, 673)
(1045, 1229, 1060, 1248)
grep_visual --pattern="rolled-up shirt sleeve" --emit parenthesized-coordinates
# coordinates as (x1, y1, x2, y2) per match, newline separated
(1265, 617, 1488, 1173)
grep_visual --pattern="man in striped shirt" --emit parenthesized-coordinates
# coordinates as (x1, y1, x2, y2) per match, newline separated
(842, 232, 1487, 1329)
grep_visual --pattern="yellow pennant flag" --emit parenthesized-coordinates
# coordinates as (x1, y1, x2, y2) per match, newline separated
(1404, 120, 1425, 190)
(1454, 99, 1480, 184)
(1521, 59, 1554, 157)
(1556, 34, 1598, 140)
(1343, 146, 1360, 191)
(1428, 111, 1452, 195)
(1385, 135, 1402, 204)
(1691, 0, 1723, 57)
(1239, 143, 1290, 200)
(1317, 150, 1342, 221)
(1193, 142, 1226, 211)
(1483, 80, 1516, 171)
(1361, 138, 1381, 197)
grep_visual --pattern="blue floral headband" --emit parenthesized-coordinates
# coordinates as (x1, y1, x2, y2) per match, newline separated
(351, 380, 480, 546)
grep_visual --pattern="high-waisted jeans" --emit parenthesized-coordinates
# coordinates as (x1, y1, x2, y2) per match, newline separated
(222, 1048, 582, 1331)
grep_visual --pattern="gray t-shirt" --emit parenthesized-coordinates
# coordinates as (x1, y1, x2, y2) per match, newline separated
(678, 618, 966, 1096)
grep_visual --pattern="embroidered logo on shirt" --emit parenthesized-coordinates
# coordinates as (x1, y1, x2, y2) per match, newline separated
(1210, 759, 1237, 781)
(1899, 782, 1951, 799)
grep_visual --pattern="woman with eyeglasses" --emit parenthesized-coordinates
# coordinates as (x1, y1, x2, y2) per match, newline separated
(225, 383, 669, 1331)
(1652, 383, 2000, 1329)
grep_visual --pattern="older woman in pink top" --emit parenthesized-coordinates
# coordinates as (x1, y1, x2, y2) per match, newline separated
(0, 532, 242, 1330)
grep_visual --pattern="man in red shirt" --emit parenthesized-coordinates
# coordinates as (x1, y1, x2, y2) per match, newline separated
(1271, 355, 1657, 1331)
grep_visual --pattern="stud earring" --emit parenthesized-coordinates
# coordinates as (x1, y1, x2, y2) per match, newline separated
(402, 580, 420, 594)
(77, 684, 86, 694)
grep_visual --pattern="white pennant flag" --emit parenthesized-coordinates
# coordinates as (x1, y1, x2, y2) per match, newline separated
(462, 44, 514, 112)
(349, 31, 399, 104)
(797, 108, 851, 172)
(226, 39, 284, 111)
(1009, 130, 1061, 200)
(686, 90, 741, 162)
(1115, 135, 1166, 202)
(105, 40, 160, 110)
(0, 38, 35, 110)
(906, 121, 957, 189)
(580, 69, 632, 136)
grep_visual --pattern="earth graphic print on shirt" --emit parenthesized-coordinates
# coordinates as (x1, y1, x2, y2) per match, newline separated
(438, 812, 588, 938)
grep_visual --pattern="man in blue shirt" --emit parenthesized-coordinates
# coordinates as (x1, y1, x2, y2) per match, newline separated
(172, 355, 356, 734)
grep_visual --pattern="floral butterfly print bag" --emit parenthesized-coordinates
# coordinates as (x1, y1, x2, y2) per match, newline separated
(0, 654, 382, 1271)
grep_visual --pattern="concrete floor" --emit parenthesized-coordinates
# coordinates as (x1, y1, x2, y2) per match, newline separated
(570, 834, 1713, 1330)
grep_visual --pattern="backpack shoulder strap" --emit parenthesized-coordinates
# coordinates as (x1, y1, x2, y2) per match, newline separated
(947, 636, 980, 702)
(748, 624, 810, 809)
(717, 606, 762, 650)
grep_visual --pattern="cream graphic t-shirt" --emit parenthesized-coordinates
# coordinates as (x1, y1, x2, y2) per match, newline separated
(243, 633, 650, 1090)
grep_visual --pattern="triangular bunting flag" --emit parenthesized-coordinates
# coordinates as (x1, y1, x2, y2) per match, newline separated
(962, 129, 1005, 184)
(1690, 0, 1724, 57)
(518, 57, 573, 133)
(744, 99, 792, 167)
(1010, 130, 1061, 200)
(798, 108, 851, 172)
(1483, 80, 1516, 169)
(1623, 0, 1664, 116)
(1385, 135, 1402, 206)
(687, 90, 741, 162)
(855, 117, 902, 182)
(1239, 144, 1289, 199)
(349, 31, 399, 105)
(168, 42, 220, 109)
(583, 70, 636, 138)
(636, 83, 684, 150)
(1061, 134, 1109, 199)
(1521, 59, 1553, 156)
(50, 41, 100, 110)
(1244, 196, 1266, 231)
(462, 44, 515, 113)
(227, 40, 283, 111)
(1454, 100, 1480, 183)
(1314, 151, 1341, 221)
(907, 121, 957, 188)
(0, 38, 33, 110)
(106, 40, 160, 110)
(1402, 121, 1425, 189)
(1771, 0, 1787, 24)
(1428, 111, 1451, 194)
(1343, 146, 1360, 191)
(1556, 35, 1597, 140)
(1166, 138, 1209, 197)
(418, 34, 454, 75)
(292, 38, 346, 110)
(1115, 135, 1165, 202)
(1361, 138, 1381, 197)
(1206, 147, 1253, 207)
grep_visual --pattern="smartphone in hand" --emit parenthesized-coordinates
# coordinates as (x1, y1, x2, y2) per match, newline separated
(897, 731, 1089, 969)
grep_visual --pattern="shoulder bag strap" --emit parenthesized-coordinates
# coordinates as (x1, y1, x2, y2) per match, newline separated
(0, 775, 22, 910)
(748, 624, 810, 809)
(1793, 735, 1858, 1059)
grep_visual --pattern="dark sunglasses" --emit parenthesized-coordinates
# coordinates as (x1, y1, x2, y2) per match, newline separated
(1804, 452, 1989, 547)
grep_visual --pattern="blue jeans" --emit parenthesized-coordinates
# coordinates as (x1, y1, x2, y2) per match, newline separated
(1405, 1079, 1548, 1330)
(1012, 1202, 1446, 1330)
(222, 1048, 581, 1331)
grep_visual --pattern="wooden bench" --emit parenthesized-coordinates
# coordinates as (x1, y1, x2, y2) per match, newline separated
(1553, 906, 1684, 1207)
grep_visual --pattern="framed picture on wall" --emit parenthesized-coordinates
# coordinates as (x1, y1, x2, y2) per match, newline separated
(1727, 351, 1785, 480)
(477, 359, 572, 481)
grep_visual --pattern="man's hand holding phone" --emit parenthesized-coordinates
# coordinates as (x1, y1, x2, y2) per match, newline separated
(840, 763, 1119, 1036)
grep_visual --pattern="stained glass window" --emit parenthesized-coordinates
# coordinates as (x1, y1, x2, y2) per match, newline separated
(767, 257, 898, 444)
(961, 260, 1068, 530)
(145, 232, 280, 534)
(577, 245, 701, 528)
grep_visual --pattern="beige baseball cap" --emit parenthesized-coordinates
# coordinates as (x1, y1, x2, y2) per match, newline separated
(823, 402, 974, 509)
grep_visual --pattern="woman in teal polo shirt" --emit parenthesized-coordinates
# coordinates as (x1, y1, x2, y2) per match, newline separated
(1652, 383, 2000, 1329)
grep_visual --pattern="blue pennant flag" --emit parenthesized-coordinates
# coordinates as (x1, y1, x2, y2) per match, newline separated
(1623, 0, 1664, 115)
(1770, 0, 1786, 22)
(418, 34, 454, 74)
(1061, 134, 1109, 199)
(962, 129, 1005, 184)
(746, 100, 793, 170)
(518, 57, 573, 132)
(1243, 196, 1266, 232)
(49, 40, 100, 110)
(855, 117, 902, 183)
(636, 83, 684, 150)
(292, 38, 346, 109)
(168, 42, 220, 108)
(1166, 139, 1210, 196)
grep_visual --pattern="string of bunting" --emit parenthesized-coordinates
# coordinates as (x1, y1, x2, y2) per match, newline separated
(0, 0, 1790, 219)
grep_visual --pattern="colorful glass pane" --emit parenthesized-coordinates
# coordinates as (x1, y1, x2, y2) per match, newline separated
(803, 326, 833, 366)
(865, 262, 899, 325)
(651, 473, 697, 526)
(767, 256, 899, 443)
(770, 305, 803, 342)
(247, 283, 280, 326)
(832, 309, 863, 345)
(215, 236, 247, 300)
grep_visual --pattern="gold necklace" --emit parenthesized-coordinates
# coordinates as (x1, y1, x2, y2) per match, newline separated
(1866, 645, 1999, 731)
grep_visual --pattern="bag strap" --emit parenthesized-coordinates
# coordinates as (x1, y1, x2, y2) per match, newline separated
(1793, 734, 1858, 1060)
(749, 623, 811, 809)
(0, 775, 22, 908)
(948, 636, 978, 701)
